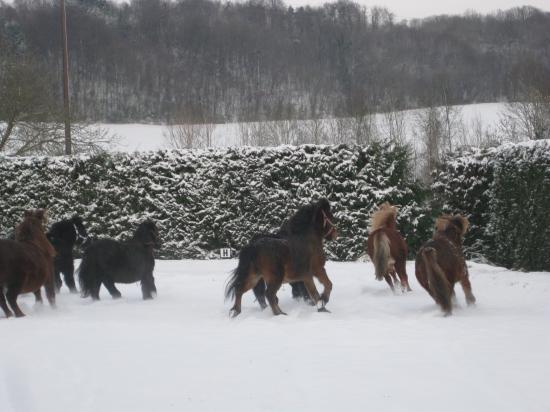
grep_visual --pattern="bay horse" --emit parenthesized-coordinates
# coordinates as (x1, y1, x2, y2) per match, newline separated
(415, 214, 476, 315)
(225, 198, 337, 317)
(78, 220, 160, 301)
(0, 209, 56, 318)
(366, 202, 411, 292)
(47, 215, 88, 293)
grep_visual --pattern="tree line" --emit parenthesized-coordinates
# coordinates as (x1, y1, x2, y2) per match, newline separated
(1, 0, 549, 123)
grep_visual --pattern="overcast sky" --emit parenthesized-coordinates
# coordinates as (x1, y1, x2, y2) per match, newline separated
(4, 0, 549, 20)
(285, 0, 550, 20)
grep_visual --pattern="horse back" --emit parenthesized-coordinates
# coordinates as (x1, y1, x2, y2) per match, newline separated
(85, 238, 154, 283)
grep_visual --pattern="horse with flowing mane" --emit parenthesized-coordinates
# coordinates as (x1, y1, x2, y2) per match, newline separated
(47, 215, 88, 293)
(225, 198, 337, 316)
(0, 209, 56, 318)
(415, 214, 476, 315)
(366, 202, 411, 292)
(78, 220, 160, 301)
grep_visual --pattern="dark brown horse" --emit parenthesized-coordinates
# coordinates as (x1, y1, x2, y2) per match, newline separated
(366, 202, 411, 292)
(0, 209, 56, 318)
(415, 214, 476, 315)
(225, 198, 337, 316)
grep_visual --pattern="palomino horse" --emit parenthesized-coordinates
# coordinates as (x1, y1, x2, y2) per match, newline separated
(366, 202, 411, 292)
(226, 198, 337, 316)
(415, 214, 476, 315)
(0, 209, 56, 318)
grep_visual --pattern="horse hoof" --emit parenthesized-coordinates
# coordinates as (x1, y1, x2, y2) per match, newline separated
(275, 311, 287, 316)
(229, 309, 241, 318)
(69, 288, 78, 294)
(15, 313, 26, 318)
(317, 307, 331, 313)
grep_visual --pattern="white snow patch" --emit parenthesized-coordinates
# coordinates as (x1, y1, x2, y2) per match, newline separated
(1, 260, 548, 412)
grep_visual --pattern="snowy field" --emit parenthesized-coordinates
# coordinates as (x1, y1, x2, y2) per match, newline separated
(1, 259, 549, 412)
(104, 103, 505, 152)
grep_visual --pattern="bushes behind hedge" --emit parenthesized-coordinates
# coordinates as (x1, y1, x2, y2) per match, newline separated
(433, 140, 550, 271)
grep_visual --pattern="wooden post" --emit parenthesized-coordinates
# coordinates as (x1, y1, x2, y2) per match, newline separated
(61, 0, 71, 155)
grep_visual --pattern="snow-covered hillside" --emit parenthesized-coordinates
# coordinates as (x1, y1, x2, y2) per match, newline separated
(103, 103, 505, 152)
(1, 259, 548, 412)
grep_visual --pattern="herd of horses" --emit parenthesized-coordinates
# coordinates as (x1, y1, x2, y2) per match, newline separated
(0, 198, 475, 319)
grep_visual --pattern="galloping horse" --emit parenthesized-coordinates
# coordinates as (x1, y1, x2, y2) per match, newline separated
(47, 215, 88, 293)
(366, 202, 411, 292)
(226, 198, 337, 316)
(78, 220, 160, 301)
(0, 209, 56, 318)
(415, 214, 476, 315)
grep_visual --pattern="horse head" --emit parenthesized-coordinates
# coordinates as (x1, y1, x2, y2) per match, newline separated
(435, 214, 469, 244)
(71, 215, 89, 247)
(316, 198, 338, 241)
(134, 220, 161, 249)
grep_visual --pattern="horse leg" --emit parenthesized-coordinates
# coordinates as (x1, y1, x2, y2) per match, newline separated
(64, 260, 78, 293)
(384, 274, 396, 292)
(140, 272, 156, 300)
(44, 268, 57, 308)
(252, 280, 268, 310)
(302, 277, 329, 312)
(314, 267, 333, 304)
(6, 284, 25, 318)
(0, 290, 13, 318)
(460, 271, 476, 305)
(264, 273, 285, 316)
(34, 289, 43, 304)
(396, 260, 412, 292)
(104, 278, 122, 299)
(90, 278, 102, 301)
(54, 263, 63, 292)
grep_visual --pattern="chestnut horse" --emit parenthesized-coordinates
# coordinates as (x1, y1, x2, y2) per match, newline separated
(0, 209, 56, 318)
(415, 214, 476, 315)
(366, 202, 411, 292)
(225, 198, 337, 316)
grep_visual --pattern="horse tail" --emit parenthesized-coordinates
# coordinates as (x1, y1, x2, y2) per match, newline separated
(225, 244, 256, 301)
(77, 250, 100, 298)
(372, 231, 391, 281)
(421, 247, 453, 315)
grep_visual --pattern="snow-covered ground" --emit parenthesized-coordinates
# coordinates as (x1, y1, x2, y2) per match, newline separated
(103, 103, 505, 152)
(1, 259, 548, 412)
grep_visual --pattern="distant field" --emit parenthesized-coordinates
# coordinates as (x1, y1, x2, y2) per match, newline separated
(101, 103, 505, 152)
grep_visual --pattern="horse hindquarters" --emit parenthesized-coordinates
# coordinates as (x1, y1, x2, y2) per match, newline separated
(78, 252, 103, 300)
(419, 247, 453, 315)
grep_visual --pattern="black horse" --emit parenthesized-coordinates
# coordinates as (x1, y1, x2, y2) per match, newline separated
(78, 220, 160, 301)
(47, 216, 88, 293)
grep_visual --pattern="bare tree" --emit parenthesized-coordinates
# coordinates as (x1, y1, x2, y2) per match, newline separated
(499, 87, 550, 141)
(0, 56, 115, 155)
(414, 106, 443, 182)
(164, 122, 204, 149)
(300, 117, 327, 145)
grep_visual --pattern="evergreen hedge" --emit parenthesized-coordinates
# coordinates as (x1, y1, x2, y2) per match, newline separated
(0, 144, 431, 260)
(433, 140, 550, 271)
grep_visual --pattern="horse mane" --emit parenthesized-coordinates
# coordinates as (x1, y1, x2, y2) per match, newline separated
(16, 209, 56, 258)
(369, 202, 398, 233)
(286, 198, 331, 236)
(435, 214, 469, 236)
